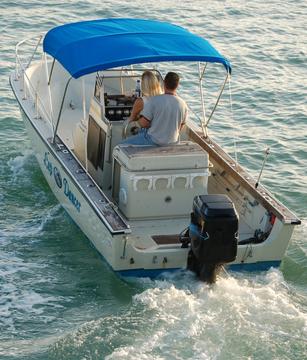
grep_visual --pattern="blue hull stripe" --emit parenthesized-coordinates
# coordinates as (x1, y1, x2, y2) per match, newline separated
(228, 260, 281, 272)
(116, 261, 281, 278)
(117, 268, 181, 278)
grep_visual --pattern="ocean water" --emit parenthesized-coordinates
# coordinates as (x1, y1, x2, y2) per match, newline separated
(0, 1, 306, 359)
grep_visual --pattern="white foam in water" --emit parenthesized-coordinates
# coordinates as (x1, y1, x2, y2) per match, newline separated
(49, 269, 306, 359)
(0, 203, 62, 240)
(0, 335, 61, 358)
(0, 253, 44, 277)
(7, 149, 35, 180)
(22, 203, 63, 238)
(105, 269, 307, 360)
(0, 282, 62, 332)
(1, 1, 307, 359)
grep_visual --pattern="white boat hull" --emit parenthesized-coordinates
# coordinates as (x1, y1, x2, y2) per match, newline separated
(16, 100, 189, 276)
(10, 70, 299, 278)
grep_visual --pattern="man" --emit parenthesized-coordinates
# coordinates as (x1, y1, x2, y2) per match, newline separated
(121, 72, 188, 146)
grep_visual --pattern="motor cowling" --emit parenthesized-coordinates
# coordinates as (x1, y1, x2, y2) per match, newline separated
(187, 194, 238, 283)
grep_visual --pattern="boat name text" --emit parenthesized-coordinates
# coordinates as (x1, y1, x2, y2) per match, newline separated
(43, 152, 81, 212)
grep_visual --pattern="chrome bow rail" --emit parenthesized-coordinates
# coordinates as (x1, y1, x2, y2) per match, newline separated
(15, 35, 55, 133)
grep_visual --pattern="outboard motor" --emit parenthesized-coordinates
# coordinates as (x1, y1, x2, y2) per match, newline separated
(187, 194, 238, 283)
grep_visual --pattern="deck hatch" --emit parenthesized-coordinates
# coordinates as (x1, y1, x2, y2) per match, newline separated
(87, 115, 106, 171)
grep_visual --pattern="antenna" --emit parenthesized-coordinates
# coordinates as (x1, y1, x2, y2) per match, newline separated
(255, 147, 270, 189)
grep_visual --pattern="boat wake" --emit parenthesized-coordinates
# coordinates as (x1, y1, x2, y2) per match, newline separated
(48, 268, 307, 360)
(0, 203, 62, 241)
(1, 149, 63, 241)
(7, 149, 35, 181)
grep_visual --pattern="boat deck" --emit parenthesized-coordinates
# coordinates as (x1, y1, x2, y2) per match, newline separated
(151, 218, 254, 246)
(49, 136, 130, 234)
(188, 125, 301, 225)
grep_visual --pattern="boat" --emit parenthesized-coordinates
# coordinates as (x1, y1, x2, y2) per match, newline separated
(10, 18, 301, 281)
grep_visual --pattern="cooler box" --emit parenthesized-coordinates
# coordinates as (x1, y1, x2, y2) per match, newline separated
(112, 142, 210, 219)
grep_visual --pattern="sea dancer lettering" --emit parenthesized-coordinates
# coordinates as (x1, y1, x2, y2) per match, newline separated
(43, 152, 53, 176)
(43, 152, 81, 213)
(63, 178, 81, 212)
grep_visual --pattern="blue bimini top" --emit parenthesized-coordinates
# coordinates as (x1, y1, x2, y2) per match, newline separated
(43, 18, 231, 79)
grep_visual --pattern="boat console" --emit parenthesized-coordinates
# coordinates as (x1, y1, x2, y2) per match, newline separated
(104, 94, 135, 121)
(74, 74, 140, 190)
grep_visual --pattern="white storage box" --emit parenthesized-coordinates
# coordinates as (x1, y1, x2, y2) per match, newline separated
(113, 142, 210, 219)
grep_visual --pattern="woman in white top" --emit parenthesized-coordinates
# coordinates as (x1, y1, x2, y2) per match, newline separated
(128, 70, 162, 122)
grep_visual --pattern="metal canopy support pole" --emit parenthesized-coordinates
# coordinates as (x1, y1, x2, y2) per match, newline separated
(34, 54, 45, 119)
(120, 68, 124, 94)
(82, 78, 86, 123)
(82, 77, 89, 172)
(198, 62, 208, 137)
(85, 131, 89, 172)
(52, 76, 72, 143)
(45, 54, 55, 132)
(48, 58, 56, 86)
(205, 71, 229, 128)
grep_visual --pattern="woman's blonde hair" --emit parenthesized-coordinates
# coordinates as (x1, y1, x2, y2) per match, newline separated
(141, 71, 162, 97)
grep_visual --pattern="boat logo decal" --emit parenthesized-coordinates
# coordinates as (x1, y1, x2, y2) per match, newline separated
(44, 151, 53, 176)
(43, 152, 81, 212)
(53, 167, 62, 188)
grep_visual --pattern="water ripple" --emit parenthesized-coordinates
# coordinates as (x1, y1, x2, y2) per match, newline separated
(0, 0, 306, 359)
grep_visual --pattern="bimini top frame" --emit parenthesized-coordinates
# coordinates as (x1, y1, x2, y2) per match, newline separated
(43, 18, 231, 78)
(42, 19, 232, 141)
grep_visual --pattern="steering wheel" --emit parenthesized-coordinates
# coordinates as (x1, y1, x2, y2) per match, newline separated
(122, 119, 141, 139)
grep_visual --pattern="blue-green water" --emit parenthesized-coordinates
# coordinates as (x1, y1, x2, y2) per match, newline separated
(0, 1, 306, 359)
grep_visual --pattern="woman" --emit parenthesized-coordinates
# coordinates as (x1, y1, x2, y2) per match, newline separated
(128, 70, 162, 122)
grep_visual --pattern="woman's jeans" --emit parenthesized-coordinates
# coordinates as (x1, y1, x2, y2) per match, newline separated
(120, 129, 157, 146)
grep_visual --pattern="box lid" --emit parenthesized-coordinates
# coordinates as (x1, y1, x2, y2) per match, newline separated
(113, 142, 209, 171)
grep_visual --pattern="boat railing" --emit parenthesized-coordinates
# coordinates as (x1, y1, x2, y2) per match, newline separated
(15, 35, 55, 134)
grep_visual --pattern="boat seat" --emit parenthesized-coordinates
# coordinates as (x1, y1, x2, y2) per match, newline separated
(114, 141, 209, 171)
